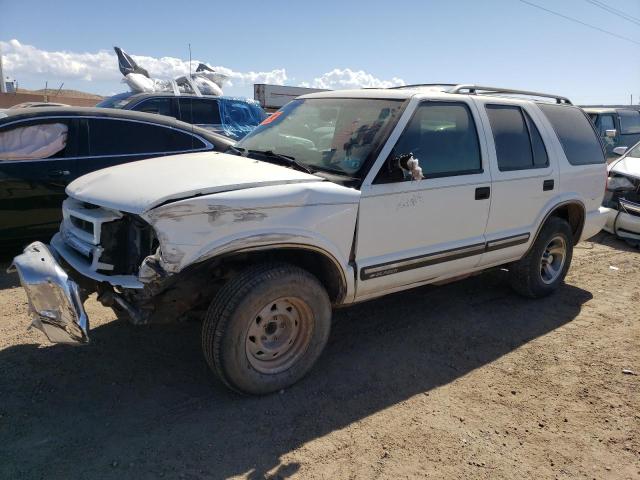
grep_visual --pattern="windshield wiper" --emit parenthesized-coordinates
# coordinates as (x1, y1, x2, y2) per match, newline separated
(247, 149, 315, 175)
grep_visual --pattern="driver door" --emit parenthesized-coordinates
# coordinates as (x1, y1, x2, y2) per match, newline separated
(354, 99, 492, 299)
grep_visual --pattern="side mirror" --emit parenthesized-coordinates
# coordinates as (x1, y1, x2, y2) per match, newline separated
(393, 152, 424, 180)
(613, 146, 628, 156)
(605, 129, 617, 138)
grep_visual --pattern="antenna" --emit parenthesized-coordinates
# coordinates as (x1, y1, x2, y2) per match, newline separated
(188, 43, 195, 146)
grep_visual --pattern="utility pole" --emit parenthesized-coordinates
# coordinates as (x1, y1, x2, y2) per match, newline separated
(0, 44, 6, 93)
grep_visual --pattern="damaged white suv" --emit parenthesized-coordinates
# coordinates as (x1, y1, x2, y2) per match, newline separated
(11, 84, 609, 394)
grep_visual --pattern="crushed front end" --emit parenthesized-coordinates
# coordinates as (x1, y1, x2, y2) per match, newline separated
(603, 173, 640, 244)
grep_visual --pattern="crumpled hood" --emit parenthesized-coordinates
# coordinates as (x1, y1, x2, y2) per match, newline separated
(610, 155, 640, 180)
(66, 152, 322, 214)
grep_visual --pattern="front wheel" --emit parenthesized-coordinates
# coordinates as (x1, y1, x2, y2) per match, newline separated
(202, 262, 332, 395)
(509, 217, 573, 298)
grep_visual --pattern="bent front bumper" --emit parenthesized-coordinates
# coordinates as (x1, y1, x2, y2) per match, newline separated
(8, 242, 89, 344)
(603, 199, 640, 240)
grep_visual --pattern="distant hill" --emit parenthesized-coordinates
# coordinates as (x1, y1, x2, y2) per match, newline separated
(17, 88, 103, 100)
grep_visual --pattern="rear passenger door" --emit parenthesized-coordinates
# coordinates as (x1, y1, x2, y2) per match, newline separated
(476, 101, 558, 267)
(0, 117, 80, 242)
(77, 117, 210, 175)
(355, 100, 492, 299)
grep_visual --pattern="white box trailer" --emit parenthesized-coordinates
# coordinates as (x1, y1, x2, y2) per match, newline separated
(254, 84, 329, 111)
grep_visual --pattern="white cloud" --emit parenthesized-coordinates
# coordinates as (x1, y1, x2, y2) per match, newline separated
(0, 39, 287, 87)
(0, 39, 403, 93)
(300, 68, 405, 89)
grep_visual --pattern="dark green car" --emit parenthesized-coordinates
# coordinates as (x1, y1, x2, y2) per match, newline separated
(0, 107, 234, 250)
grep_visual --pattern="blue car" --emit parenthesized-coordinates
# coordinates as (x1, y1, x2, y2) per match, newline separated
(97, 92, 267, 140)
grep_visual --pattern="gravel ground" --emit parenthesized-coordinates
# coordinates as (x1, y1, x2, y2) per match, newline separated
(0, 232, 638, 479)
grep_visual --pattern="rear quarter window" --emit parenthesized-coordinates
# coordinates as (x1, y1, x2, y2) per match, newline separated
(538, 104, 605, 165)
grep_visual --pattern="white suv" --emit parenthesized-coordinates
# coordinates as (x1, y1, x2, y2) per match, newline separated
(11, 84, 609, 394)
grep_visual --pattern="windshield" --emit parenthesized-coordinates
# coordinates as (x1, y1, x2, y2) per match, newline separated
(235, 98, 404, 176)
(96, 92, 135, 109)
(628, 142, 640, 158)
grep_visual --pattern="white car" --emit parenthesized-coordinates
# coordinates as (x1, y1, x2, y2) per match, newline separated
(603, 140, 640, 245)
(11, 84, 609, 394)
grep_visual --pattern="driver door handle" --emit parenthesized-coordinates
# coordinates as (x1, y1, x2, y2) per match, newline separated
(475, 186, 491, 200)
(48, 169, 71, 177)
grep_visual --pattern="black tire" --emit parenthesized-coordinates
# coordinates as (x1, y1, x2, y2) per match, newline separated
(202, 262, 332, 395)
(509, 217, 573, 298)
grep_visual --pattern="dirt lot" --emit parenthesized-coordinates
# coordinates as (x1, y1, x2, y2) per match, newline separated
(0, 232, 638, 479)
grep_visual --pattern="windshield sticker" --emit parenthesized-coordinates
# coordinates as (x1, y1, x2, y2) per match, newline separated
(260, 111, 283, 126)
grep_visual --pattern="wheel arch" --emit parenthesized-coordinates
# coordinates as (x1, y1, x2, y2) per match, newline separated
(193, 243, 350, 305)
(530, 200, 586, 251)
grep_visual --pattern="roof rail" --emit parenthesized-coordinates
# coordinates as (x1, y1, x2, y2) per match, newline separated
(448, 84, 572, 105)
(388, 83, 459, 90)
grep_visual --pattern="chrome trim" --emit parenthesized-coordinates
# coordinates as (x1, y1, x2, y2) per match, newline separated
(486, 233, 530, 249)
(9, 242, 89, 344)
(620, 198, 640, 215)
(360, 231, 532, 281)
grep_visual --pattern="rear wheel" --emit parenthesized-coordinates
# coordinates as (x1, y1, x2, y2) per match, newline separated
(509, 217, 573, 298)
(202, 262, 332, 395)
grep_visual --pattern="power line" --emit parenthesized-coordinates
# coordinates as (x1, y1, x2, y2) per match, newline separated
(518, 0, 640, 46)
(584, 0, 640, 26)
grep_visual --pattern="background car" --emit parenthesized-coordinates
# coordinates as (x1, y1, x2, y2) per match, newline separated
(96, 92, 267, 140)
(0, 107, 234, 248)
(584, 107, 640, 161)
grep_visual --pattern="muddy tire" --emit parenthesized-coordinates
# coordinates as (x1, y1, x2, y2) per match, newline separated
(509, 217, 573, 298)
(202, 262, 332, 395)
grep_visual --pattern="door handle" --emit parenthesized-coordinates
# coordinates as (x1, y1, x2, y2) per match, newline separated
(475, 186, 490, 200)
(543, 179, 554, 191)
(48, 169, 71, 177)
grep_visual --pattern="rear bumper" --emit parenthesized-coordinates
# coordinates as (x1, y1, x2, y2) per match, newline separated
(581, 206, 611, 241)
(8, 242, 89, 344)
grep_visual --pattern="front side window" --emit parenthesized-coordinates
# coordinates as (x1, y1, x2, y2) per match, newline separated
(538, 104, 605, 165)
(0, 121, 69, 161)
(177, 99, 221, 125)
(135, 98, 173, 116)
(619, 110, 640, 135)
(377, 101, 482, 182)
(486, 104, 548, 171)
(236, 98, 404, 176)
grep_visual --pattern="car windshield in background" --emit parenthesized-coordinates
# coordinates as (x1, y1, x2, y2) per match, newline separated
(627, 142, 640, 158)
(96, 92, 134, 109)
(235, 98, 404, 176)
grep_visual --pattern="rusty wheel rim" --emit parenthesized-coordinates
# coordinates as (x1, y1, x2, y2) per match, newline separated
(245, 297, 314, 374)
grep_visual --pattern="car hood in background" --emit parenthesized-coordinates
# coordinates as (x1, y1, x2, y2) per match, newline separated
(610, 155, 640, 180)
(66, 152, 322, 214)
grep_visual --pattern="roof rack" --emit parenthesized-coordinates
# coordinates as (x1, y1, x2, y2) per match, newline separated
(448, 84, 572, 105)
(388, 83, 458, 90)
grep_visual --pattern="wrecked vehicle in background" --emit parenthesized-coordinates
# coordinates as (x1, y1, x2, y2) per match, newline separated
(96, 46, 267, 140)
(11, 84, 608, 395)
(603, 140, 640, 246)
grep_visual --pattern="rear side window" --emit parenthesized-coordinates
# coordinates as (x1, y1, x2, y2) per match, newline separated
(538, 104, 605, 165)
(87, 119, 205, 156)
(619, 110, 640, 134)
(177, 99, 221, 125)
(486, 105, 548, 171)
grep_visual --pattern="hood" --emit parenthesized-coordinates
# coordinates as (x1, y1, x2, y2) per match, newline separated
(66, 152, 322, 214)
(610, 155, 640, 180)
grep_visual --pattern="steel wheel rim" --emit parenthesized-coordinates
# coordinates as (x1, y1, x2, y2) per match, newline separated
(540, 235, 566, 284)
(245, 297, 314, 374)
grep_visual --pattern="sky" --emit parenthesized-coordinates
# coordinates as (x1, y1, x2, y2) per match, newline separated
(1, 0, 639, 105)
